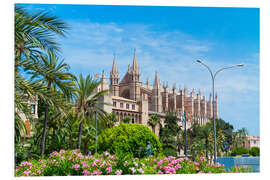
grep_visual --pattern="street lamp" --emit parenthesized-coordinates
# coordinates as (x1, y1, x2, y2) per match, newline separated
(180, 110, 191, 157)
(196, 59, 244, 163)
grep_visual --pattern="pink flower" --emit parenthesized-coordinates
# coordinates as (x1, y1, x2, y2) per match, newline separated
(104, 151, 109, 156)
(20, 161, 28, 166)
(23, 170, 31, 176)
(100, 161, 106, 167)
(174, 164, 181, 170)
(92, 170, 102, 176)
(200, 157, 205, 162)
(133, 162, 138, 167)
(59, 149, 65, 154)
(116, 170, 122, 175)
(72, 164, 80, 170)
(91, 162, 96, 167)
(194, 162, 200, 166)
(60, 156, 65, 160)
(142, 163, 145, 168)
(138, 168, 144, 174)
(198, 171, 203, 174)
(158, 170, 163, 174)
(37, 170, 41, 174)
(67, 174, 71, 176)
(82, 169, 90, 176)
(129, 167, 136, 174)
(106, 167, 112, 174)
(81, 161, 89, 169)
(42, 164, 46, 167)
(163, 166, 168, 171)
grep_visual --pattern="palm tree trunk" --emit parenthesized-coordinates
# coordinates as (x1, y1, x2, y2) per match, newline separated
(77, 121, 83, 150)
(83, 136, 89, 155)
(41, 101, 49, 156)
(41, 83, 51, 156)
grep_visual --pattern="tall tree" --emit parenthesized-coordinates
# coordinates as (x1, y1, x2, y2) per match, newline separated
(29, 52, 75, 156)
(14, 5, 69, 148)
(74, 74, 109, 150)
(147, 114, 161, 134)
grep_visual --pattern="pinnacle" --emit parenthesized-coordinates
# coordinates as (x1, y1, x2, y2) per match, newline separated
(132, 49, 139, 74)
(154, 71, 160, 87)
(111, 56, 118, 74)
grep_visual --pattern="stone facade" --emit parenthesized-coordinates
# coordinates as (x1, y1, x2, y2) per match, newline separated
(244, 135, 260, 149)
(15, 95, 38, 137)
(97, 51, 218, 134)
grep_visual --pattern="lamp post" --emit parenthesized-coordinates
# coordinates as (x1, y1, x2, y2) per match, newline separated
(196, 59, 244, 163)
(181, 110, 191, 157)
(95, 111, 97, 154)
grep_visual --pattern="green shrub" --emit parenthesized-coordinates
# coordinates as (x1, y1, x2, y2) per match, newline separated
(162, 147, 177, 157)
(249, 146, 260, 156)
(122, 117, 131, 123)
(94, 123, 162, 158)
(230, 147, 249, 156)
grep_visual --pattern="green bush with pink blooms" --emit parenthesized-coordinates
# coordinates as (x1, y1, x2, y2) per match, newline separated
(15, 150, 252, 176)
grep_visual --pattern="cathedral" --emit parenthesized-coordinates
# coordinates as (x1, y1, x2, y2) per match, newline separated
(96, 51, 218, 135)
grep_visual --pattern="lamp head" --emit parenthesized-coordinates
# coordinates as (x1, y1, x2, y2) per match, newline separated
(196, 59, 202, 63)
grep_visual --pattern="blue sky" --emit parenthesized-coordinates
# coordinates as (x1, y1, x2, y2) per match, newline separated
(20, 4, 260, 136)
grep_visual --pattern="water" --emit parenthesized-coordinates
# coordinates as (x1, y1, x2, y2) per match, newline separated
(217, 157, 260, 172)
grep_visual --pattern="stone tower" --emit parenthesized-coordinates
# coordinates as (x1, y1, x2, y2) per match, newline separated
(110, 55, 119, 96)
(130, 49, 141, 101)
(100, 70, 109, 91)
(163, 81, 169, 112)
(152, 71, 162, 112)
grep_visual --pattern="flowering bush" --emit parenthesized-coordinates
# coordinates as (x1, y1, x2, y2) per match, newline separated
(15, 150, 252, 176)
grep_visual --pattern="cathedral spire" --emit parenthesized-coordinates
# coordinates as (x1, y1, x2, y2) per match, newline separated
(128, 64, 131, 73)
(154, 71, 160, 87)
(172, 83, 176, 93)
(209, 93, 212, 101)
(132, 48, 139, 74)
(111, 54, 118, 74)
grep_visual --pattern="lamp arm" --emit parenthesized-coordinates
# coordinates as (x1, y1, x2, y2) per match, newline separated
(214, 65, 241, 79)
(199, 61, 214, 81)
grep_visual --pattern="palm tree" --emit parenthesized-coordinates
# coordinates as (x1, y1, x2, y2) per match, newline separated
(29, 52, 75, 156)
(199, 125, 212, 161)
(147, 114, 161, 134)
(103, 112, 118, 128)
(74, 74, 109, 150)
(15, 5, 68, 63)
(14, 5, 69, 146)
(232, 128, 248, 149)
